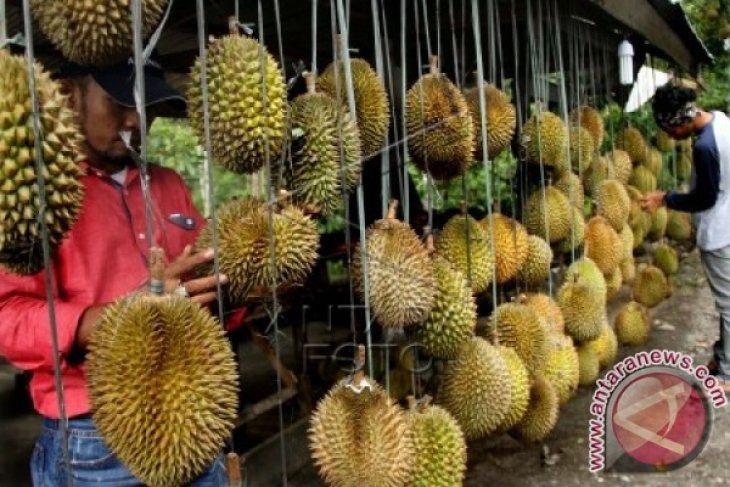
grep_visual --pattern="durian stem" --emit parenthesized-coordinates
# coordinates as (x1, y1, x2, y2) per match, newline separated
(429, 55, 439, 75)
(406, 395, 418, 411)
(149, 247, 165, 295)
(424, 228, 435, 255)
(420, 394, 433, 409)
(459, 200, 467, 215)
(352, 344, 367, 383)
(386, 199, 399, 220)
(226, 453, 242, 487)
(303, 71, 316, 94)
(228, 16, 240, 36)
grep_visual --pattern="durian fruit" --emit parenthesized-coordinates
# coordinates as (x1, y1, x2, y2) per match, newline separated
(438, 337, 512, 439)
(593, 321, 618, 369)
(518, 235, 553, 288)
(564, 258, 607, 299)
(510, 375, 559, 443)
(570, 106, 604, 149)
(564, 126, 595, 173)
(605, 268, 623, 303)
(524, 293, 565, 335)
(677, 151, 693, 182)
(496, 346, 531, 432)
(666, 210, 693, 241)
(584, 216, 622, 276)
(678, 137, 693, 154)
(616, 127, 648, 164)
(405, 399, 467, 487)
(31, 0, 168, 66)
(583, 154, 615, 196)
(524, 186, 572, 243)
(464, 82, 517, 159)
(417, 255, 477, 359)
(0, 53, 85, 275)
(558, 273, 606, 343)
(543, 335, 580, 406)
(629, 165, 658, 193)
(522, 111, 568, 170)
(188, 30, 286, 174)
(406, 60, 474, 180)
(318, 58, 390, 158)
(554, 171, 585, 210)
(615, 301, 651, 346)
(627, 186, 652, 248)
(195, 196, 319, 304)
(437, 212, 495, 293)
(649, 207, 668, 241)
(480, 213, 529, 284)
(353, 202, 435, 328)
(489, 298, 551, 374)
(632, 264, 670, 308)
(643, 148, 664, 176)
(621, 257, 636, 284)
(577, 340, 601, 386)
(87, 289, 239, 487)
(657, 130, 676, 152)
(286, 73, 361, 215)
(556, 207, 585, 255)
(595, 179, 630, 232)
(309, 375, 415, 487)
(619, 225, 635, 262)
(653, 243, 679, 276)
(609, 149, 633, 185)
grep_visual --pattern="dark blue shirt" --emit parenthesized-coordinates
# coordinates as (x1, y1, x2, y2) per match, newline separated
(665, 116, 721, 213)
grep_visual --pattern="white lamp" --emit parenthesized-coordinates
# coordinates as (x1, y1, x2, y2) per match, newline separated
(618, 39, 635, 86)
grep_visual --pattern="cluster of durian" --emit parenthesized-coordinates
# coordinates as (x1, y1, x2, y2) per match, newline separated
(0, 52, 85, 275)
(309, 350, 467, 487)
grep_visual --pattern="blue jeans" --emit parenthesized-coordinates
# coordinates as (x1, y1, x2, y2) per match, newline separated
(701, 245, 730, 381)
(30, 417, 227, 486)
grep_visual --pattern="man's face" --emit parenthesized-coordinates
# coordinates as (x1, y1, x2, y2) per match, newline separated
(665, 121, 694, 141)
(67, 77, 157, 169)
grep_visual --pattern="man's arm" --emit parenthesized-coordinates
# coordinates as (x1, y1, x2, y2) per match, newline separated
(665, 144, 720, 213)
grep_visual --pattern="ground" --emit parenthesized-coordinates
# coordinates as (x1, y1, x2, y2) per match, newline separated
(1, 249, 728, 486)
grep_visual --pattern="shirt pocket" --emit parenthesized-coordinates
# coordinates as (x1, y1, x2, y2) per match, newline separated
(159, 212, 200, 258)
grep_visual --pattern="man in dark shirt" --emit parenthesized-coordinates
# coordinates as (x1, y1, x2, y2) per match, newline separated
(643, 84, 730, 391)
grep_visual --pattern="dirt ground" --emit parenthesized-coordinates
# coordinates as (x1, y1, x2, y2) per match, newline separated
(290, 249, 730, 487)
(1, 249, 728, 486)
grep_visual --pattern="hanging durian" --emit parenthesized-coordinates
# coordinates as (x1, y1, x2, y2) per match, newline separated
(195, 194, 319, 304)
(87, 249, 239, 487)
(621, 257, 637, 284)
(584, 216, 622, 276)
(557, 206, 586, 255)
(524, 185, 572, 243)
(309, 348, 415, 487)
(605, 268, 623, 302)
(495, 346, 531, 432)
(633, 264, 670, 308)
(285, 72, 361, 215)
(564, 126, 595, 174)
(643, 148, 664, 176)
(592, 320, 618, 370)
(648, 207, 668, 241)
(629, 165, 658, 193)
(488, 297, 551, 374)
(558, 273, 606, 343)
(627, 186, 652, 248)
(510, 375, 559, 443)
(554, 171, 585, 210)
(595, 180, 630, 232)
(564, 258, 607, 300)
(619, 225, 634, 262)
(480, 213, 529, 284)
(609, 149, 632, 185)
(653, 242, 679, 276)
(436, 211, 495, 294)
(464, 82, 517, 160)
(406, 57, 474, 180)
(577, 340, 601, 386)
(615, 301, 651, 346)
(416, 253, 477, 360)
(438, 337, 512, 440)
(318, 55, 390, 159)
(583, 153, 615, 197)
(524, 293, 565, 335)
(353, 201, 435, 328)
(570, 105, 604, 150)
(522, 110, 568, 170)
(188, 24, 286, 174)
(677, 151, 693, 182)
(616, 126, 648, 164)
(405, 397, 467, 487)
(543, 335, 580, 406)
(518, 235, 553, 288)
(31, 0, 168, 66)
(666, 210, 693, 241)
(657, 130, 676, 153)
(0, 53, 84, 275)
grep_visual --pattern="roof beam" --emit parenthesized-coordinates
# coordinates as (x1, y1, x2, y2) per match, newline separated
(588, 0, 695, 72)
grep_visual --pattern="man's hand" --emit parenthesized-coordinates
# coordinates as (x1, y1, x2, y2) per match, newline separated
(164, 245, 228, 305)
(641, 191, 666, 212)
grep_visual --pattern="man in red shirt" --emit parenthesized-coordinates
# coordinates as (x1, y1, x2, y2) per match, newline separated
(0, 58, 230, 485)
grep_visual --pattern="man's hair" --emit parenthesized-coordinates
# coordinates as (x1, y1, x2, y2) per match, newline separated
(652, 84, 697, 127)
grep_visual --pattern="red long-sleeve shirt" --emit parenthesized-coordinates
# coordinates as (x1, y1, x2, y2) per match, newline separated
(0, 162, 206, 419)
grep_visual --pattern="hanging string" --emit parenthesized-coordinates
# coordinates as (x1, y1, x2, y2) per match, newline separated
(256, 2, 288, 484)
(400, 0, 410, 223)
(335, 0, 375, 379)
(20, 2, 73, 485)
(511, 0, 527, 231)
(436, 0, 442, 65)
(448, 0, 461, 88)
(414, 0, 435, 233)
(1, 0, 7, 44)
(311, 0, 318, 75)
(420, 0, 433, 62)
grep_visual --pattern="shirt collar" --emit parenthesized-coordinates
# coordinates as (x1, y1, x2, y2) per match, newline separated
(79, 161, 141, 187)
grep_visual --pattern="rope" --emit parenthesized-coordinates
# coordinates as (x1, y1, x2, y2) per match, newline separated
(1, 0, 6, 44)
(420, 0, 433, 62)
(400, 0, 410, 223)
(255, 2, 289, 484)
(448, 0, 461, 88)
(20, 2, 73, 485)
(369, 0, 390, 219)
(311, 0, 318, 75)
(335, 0, 375, 378)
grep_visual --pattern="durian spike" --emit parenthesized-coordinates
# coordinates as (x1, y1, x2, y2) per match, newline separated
(303, 71, 317, 94)
(386, 199, 399, 220)
(148, 247, 165, 295)
(226, 453, 242, 487)
(429, 55, 439, 75)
